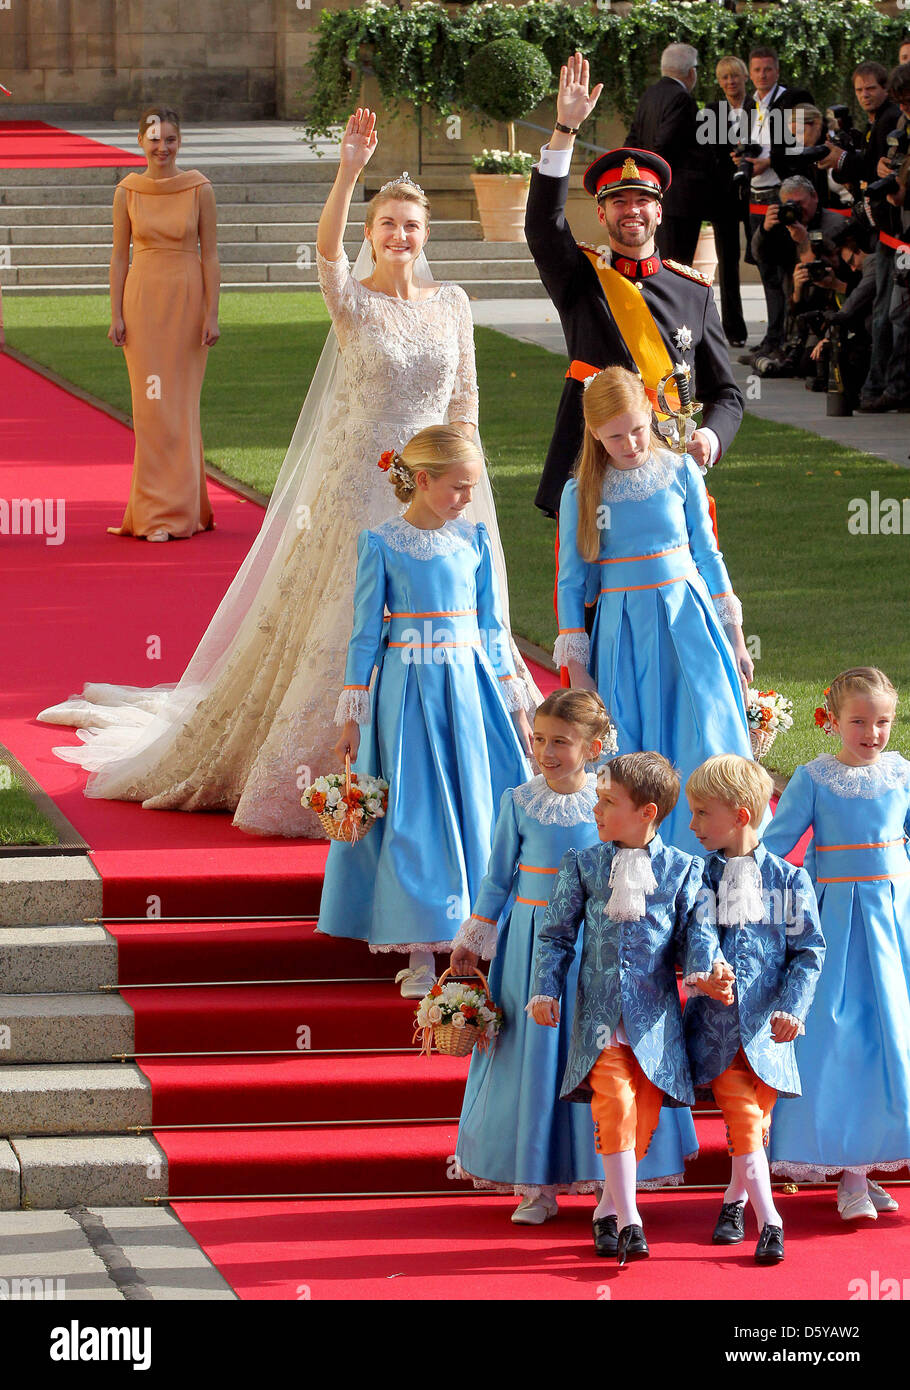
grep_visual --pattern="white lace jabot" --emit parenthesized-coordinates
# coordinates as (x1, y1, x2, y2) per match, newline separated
(805, 751, 910, 799)
(599, 449, 683, 503)
(513, 773, 597, 826)
(373, 515, 476, 559)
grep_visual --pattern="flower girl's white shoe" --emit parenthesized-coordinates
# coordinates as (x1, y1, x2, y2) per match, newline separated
(395, 965, 436, 999)
(837, 1177, 878, 1221)
(867, 1179, 899, 1213)
(511, 1193, 558, 1225)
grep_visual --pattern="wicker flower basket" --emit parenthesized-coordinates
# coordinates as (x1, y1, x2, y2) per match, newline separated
(414, 967, 499, 1059)
(313, 754, 383, 842)
(750, 727, 777, 761)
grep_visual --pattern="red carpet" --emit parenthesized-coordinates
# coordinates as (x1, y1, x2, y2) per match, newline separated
(0, 121, 145, 167)
(173, 1189, 909, 1300)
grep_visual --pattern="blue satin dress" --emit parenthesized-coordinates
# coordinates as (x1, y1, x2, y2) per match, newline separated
(317, 517, 531, 954)
(455, 775, 698, 1194)
(763, 752, 910, 1178)
(556, 451, 754, 856)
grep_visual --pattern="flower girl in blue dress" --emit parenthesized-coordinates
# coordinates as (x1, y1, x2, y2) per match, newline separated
(763, 666, 910, 1220)
(450, 689, 697, 1225)
(317, 426, 533, 997)
(555, 366, 756, 857)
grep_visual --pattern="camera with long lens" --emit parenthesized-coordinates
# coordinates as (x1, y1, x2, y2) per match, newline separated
(825, 105, 865, 154)
(883, 127, 910, 172)
(731, 141, 763, 188)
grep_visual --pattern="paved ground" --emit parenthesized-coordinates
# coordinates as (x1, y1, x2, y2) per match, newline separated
(68, 121, 339, 165)
(0, 1207, 236, 1301)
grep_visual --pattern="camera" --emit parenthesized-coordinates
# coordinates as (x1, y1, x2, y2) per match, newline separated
(883, 127, 910, 172)
(865, 173, 900, 207)
(806, 260, 831, 282)
(778, 201, 803, 227)
(732, 141, 764, 189)
(825, 106, 864, 154)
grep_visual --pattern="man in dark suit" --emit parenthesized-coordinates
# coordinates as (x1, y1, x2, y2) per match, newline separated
(626, 42, 711, 265)
(525, 52, 744, 519)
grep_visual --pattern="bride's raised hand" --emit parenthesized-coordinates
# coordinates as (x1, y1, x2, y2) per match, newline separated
(557, 51, 603, 131)
(339, 108, 378, 175)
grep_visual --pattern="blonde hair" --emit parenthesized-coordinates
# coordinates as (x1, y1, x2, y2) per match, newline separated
(535, 689, 613, 748)
(138, 105, 180, 137)
(364, 184, 430, 263)
(715, 56, 748, 82)
(599, 751, 679, 825)
(385, 425, 483, 503)
(825, 666, 898, 719)
(575, 367, 662, 562)
(686, 754, 773, 827)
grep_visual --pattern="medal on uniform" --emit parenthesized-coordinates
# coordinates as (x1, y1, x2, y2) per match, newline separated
(672, 325, 693, 353)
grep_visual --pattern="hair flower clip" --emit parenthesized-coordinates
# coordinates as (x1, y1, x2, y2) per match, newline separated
(377, 450, 395, 472)
(814, 686, 834, 735)
(582, 373, 600, 392)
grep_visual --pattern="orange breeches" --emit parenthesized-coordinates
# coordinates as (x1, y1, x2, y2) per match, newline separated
(588, 1044, 664, 1158)
(711, 1047, 777, 1156)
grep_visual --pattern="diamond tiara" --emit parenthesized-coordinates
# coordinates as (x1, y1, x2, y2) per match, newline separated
(378, 171, 426, 197)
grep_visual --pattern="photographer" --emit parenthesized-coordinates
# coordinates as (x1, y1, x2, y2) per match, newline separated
(821, 63, 901, 194)
(808, 223, 877, 404)
(858, 63, 910, 410)
(748, 175, 845, 366)
(780, 104, 836, 206)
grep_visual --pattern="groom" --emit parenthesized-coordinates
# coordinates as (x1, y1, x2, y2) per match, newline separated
(526, 52, 744, 518)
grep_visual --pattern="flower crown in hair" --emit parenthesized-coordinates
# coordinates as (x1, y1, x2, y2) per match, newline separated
(814, 686, 835, 736)
(378, 171, 425, 197)
(377, 449, 414, 490)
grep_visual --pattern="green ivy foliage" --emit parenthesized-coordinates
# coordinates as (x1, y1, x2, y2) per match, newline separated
(301, 0, 906, 140)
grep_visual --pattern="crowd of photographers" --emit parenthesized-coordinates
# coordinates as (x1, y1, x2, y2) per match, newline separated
(631, 39, 910, 412)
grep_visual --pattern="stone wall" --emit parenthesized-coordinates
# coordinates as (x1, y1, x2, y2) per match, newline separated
(0, 0, 325, 121)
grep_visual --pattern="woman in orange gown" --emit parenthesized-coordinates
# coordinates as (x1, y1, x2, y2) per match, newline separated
(107, 105, 220, 541)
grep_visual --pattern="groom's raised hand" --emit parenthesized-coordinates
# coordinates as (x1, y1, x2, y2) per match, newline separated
(552, 51, 604, 148)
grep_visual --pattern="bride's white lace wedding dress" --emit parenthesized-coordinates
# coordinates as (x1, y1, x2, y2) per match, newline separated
(39, 248, 539, 837)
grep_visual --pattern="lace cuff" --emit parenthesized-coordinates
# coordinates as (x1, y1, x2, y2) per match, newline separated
(553, 631, 591, 669)
(682, 960, 731, 1000)
(334, 687, 371, 726)
(498, 674, 532, 714)
(451, 915, 498, 959)
(712, 593, 743, 628)
(525, 995, 557, 1014)
(771, 1010, 805, 1036)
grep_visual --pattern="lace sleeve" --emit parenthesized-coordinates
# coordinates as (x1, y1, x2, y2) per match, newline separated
(446, 287, 479, 427)
(316, 249, 357, 340)
(554, 631, 591, 669)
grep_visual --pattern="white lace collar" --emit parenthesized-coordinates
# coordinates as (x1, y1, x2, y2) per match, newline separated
(805, 751, 910, 799)
(600, 448, 683, 503)
(513, 773, 597, 826)
(373, 515, 476, 559)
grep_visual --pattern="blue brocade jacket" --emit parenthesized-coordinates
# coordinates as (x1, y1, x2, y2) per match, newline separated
(532, 835, 715, 1106)
(683, 844, 826, 1097)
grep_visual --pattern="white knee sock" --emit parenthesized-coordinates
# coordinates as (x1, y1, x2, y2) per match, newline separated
(742, 1148, 782, 1229)
(724, 1155, 749, 1206)
(593, 1179, 616, 1221)
(600, 1150, 641, 1230)
(408, 949, 434, 974)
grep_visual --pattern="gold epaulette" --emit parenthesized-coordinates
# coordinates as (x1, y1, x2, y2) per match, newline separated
(663, 258, 711, 287)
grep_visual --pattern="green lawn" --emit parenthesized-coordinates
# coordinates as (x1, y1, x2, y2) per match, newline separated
(0, 774, 60, 847)
(5, 291, 909, 777)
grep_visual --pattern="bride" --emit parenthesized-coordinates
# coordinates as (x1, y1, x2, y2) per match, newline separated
(39, 109, 540, 838)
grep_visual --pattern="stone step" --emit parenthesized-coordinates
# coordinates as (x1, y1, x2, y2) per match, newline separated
(0, 162, 341, 187)
(0, 180, 338, 205)
(0, 1142, 18, 1209)
(2, 278, 552, 299)
(0, 1063, 151, 1135)
(1, 220, 485, 245)
(0, 856, 102, 927)
(0, 926, 118, 994)
(0, 993, 133, 1063)
(0, 239, 529, 266)
(10, 1136, 168, 1208)
(2, 256, 535, 288)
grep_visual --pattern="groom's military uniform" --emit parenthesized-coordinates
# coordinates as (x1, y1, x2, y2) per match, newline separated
(525, 147, 744, 517)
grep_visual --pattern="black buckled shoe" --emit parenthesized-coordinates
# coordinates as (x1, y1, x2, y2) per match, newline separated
(592, 1214, 619, 1257)
(616, 1223, 649, 1267)
(712, 1200, 746, 1245)
(755, 1223, 784, 1264)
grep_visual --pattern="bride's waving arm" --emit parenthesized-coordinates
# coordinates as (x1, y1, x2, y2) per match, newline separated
(316, 109, 378, 262)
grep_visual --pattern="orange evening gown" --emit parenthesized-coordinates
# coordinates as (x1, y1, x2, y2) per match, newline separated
(111, 169, 215, 538)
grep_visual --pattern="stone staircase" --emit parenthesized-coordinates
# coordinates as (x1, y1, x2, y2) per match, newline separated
(0, 859, 167, 1208)
(0, 162, 546, 298)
